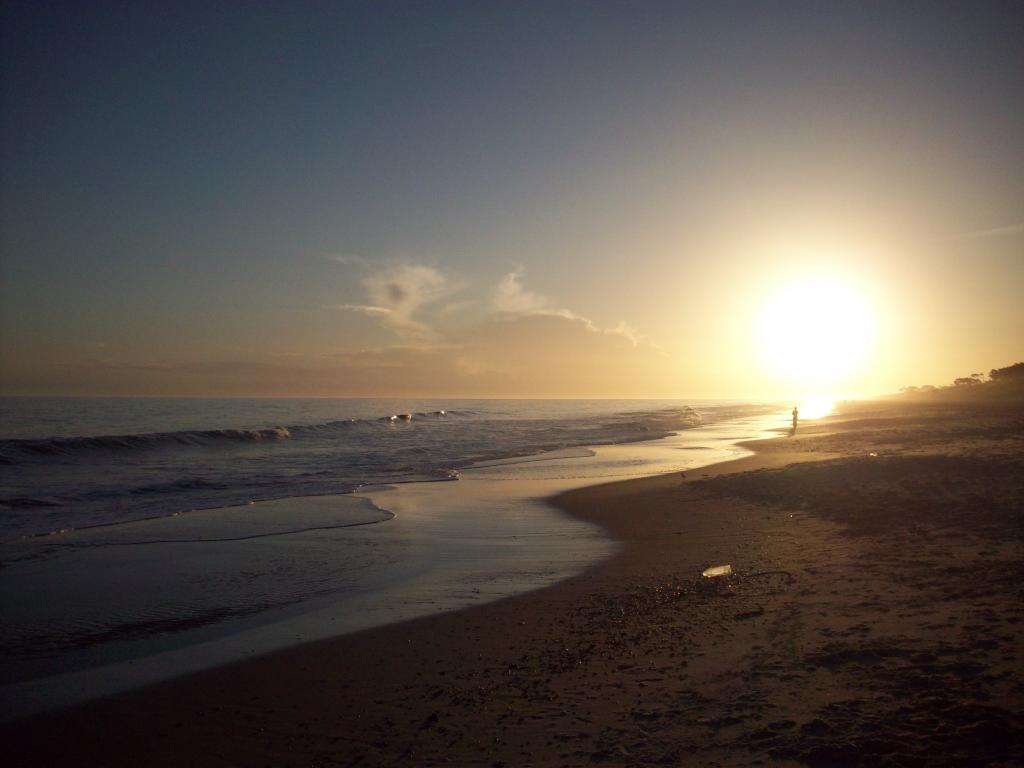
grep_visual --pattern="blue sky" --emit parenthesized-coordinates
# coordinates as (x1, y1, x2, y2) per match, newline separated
(2, 1, 1022, 396)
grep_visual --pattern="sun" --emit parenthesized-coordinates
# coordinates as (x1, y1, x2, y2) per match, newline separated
(755, 275, 875, 388)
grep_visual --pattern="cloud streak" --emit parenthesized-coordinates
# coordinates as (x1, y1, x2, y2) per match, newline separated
(945, 222, 1024, 241)
(325, 304, 391, 317)
(492, 269, 550, 314)
(491, 269, 654, 348)
(324, 263, 656, 356)
(328, 264, 450, 343)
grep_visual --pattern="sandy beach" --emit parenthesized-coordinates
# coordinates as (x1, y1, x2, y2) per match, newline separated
(4, 397, 1022, 767)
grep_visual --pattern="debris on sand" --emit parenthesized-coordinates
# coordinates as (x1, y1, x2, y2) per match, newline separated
(702, 564, 732, 578)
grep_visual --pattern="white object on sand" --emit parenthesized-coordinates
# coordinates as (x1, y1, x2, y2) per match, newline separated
(702, 564, 733, 578)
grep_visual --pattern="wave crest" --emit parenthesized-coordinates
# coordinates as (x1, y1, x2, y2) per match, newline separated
(0, 426, 291, 461)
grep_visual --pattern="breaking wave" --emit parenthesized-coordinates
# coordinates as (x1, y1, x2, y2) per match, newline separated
(0, 426, 291, 460)
(0, 409, 493, 463)
(0, 401, 720, 540)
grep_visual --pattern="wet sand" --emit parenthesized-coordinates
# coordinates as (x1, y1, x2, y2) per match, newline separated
(3, 399, 1023, 766)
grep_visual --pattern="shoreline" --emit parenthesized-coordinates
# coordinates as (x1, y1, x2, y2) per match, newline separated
(0, 420, 802, 754)
(3, 398, 1021, 766)
(0, 409, 774, 721)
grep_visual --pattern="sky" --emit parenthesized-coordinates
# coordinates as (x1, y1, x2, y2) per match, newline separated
(1, 0, 1022, 399)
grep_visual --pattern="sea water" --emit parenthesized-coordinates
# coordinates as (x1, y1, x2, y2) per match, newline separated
(0, 398, 784, 718)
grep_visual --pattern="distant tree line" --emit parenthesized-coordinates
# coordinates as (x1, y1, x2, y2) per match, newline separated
(900, 361, 1024, 396)
(988, 361, 1024, 382)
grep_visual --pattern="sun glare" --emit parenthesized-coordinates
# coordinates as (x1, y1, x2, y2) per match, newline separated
(755, 275, 875, 388)
(798, 396, 835, 420)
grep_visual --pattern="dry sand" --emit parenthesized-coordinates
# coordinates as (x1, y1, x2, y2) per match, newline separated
(3, 399, 1023, 766)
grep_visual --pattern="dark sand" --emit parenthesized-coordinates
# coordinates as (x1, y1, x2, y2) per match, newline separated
(3, 399, 1023, 766)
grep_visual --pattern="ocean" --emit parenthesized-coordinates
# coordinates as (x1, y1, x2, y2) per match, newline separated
(0, 397, 784, 718)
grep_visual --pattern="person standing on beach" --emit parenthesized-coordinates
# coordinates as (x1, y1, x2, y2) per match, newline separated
(792, 405, 799, 432)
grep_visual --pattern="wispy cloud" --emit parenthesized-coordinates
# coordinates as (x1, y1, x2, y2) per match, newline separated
(607, 320, 651, 347)
(492, 269, 550, 314)
(364, 264, 447, 313)
(491, 269, 652, 347)
(945, 222, 1024, 241)
(326, 264, 451, 343)
(325, 264, 655, 351)
(324, 303, 391, 317)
